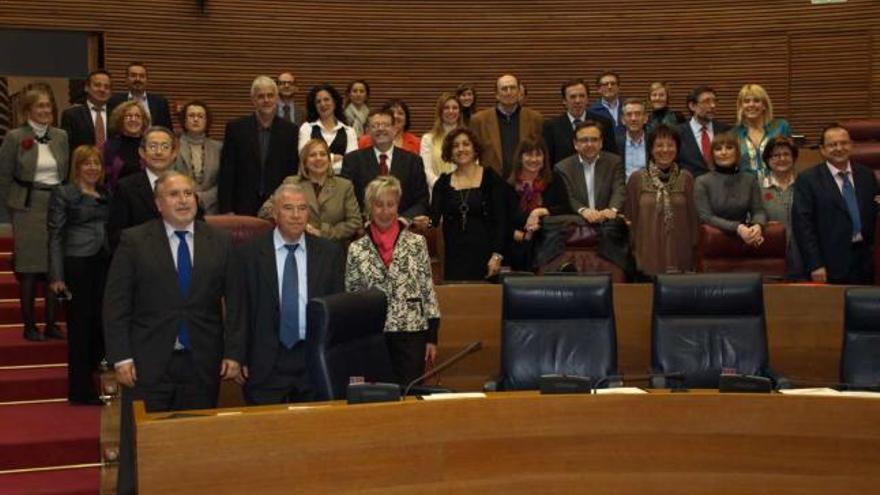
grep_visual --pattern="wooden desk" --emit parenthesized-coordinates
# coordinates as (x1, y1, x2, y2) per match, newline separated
(136, 392, 880, 494)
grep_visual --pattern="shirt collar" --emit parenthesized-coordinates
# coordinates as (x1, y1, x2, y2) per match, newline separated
(27, 119, 49, 136)
(579, 153, 599, 167)
(145, 168, 160, 191)
(826, 161, 852, 177)
(626, 132, 645, 146)
(690, 117, 712, 134)
(273, 227, 306, 250)
(567, 112, 587, 123)
(164, 221, 194, 238)
(128, 91, 148, 101)
(374, 146, 395, 162)
(87, 100, 106, 112)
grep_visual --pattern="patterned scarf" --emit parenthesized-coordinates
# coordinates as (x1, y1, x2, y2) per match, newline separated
(515, 176, 546, 213)
(642, 162, 683, 235)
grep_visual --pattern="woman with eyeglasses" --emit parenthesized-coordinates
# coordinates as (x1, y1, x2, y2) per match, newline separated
(104, 100, 150, 190)
(175, 100, 222, 214)
(760, 136, 804, 279)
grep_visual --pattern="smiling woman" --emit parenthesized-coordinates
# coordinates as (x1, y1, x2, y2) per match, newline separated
(733, 84, 791, 182)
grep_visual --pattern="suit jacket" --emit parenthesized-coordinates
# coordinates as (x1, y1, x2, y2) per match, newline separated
(60, 104, 97, 158)
(108, 170, 157, 249)
(218, 114, 299, 215)
(470, 106, 543, 178)
(0, 125, 69, 210)
(542, 112, 617, 167)
(236, 231, 345, 386)
(108, 92, 173, 129)
(555, 151, 626, 213)
(175, 135, 222, 214)
(340, 146, 429, 221)
(588, 99, 624, 130)
(257, 175, 361, 242)
(47, 183, 110, 282)
(676, 120, 732, 178)
(103, 219, 241, 388)
(792, 162, 879, 283)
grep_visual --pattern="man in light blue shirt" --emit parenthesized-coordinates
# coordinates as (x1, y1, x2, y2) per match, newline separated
(615, 98, 648, 179)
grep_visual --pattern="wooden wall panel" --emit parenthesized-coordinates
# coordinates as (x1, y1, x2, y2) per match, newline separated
(1, 1, 878, 142)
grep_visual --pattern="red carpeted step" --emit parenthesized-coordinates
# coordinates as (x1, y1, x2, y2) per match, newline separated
(0, 402, 100, 470)
(0, 366, 67, 402)
(0, 299, 46, 325)
(0, 272, 19, 299)
(0, 253, 12, 272)
(0, 466, 99, 495)
(0, 237, 11, 252)
(0, 326, 67, 366)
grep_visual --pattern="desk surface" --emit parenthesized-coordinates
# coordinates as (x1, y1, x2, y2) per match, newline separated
(136, 391, 880, 494)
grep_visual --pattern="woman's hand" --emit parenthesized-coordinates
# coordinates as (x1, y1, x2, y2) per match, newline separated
(49, 281, 67, 295)
(748, 225, 764, 246)
(304, 223, 321, 237)
(486, 254, 502, 278)
(513, 230, 526, 242)
(425, 343, 437, 369)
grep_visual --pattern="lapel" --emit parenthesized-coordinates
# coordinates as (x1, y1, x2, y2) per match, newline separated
(682, 125, 707, 168)
(18, 127, 38, 179)
(246, 115, 262, 165)
(258, 231, 280, 308)
(389, 147, 409, 183)
(486, 111, 503, 165)
(817, 163, 848, 214)
(205, 139, 219, 175)
(149, 220, 180, 294)
(190, 221, 212, 296)
(78, 105, 96, 139)
(298, 176, 321, 220)
(305, 235, 321, 300)
(566, 156, 589, 203)
(47, 129, 69, 181)
(365, 149, 381, 179)
(177, 139, 193, 174)
(136, 172, 159, 215)
(317, 176, 335, 211)
(594, 154, 609, 206)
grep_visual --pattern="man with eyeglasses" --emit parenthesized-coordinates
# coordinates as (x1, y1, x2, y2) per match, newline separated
(588, 71, 625, 130)
(107, 62, 173, 129)
(792, 124, 878, 284)
(340, 109, 429, 227)
(109, 126, 184, 247)
(276, 72, 300, 126)
(676, 85, 732, 178)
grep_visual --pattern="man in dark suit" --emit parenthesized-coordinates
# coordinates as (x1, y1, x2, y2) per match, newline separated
(588, 71, 624, 130)
(341, 109, 429, 226)
(792, 124, 879, 284)
(469, 73, 544, 179)
(614, 98, 649, 180)
(236, 182, 344, 405)
(107, 62, 173, 129)
(555, 120, 626, 222)
(218, 75, 299, 216)
(276, 71, 300, 126)
(108, 126, 177, 248)
(543, 79, 616, 167)
(104, 171, 241, 494)
(676, 85, 731, 178)
(60, 69, 111, 157)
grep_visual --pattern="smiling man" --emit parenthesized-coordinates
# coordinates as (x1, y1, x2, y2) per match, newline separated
(543, 78, 617, 167)
(218, 75, 299, 215)
(61, 69, 112, 155)
(676, 85, 731, 177)
(469, 73, 543, 179)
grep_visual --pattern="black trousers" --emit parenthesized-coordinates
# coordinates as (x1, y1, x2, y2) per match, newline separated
(243, 342, 314, 405)
(385, 331, 428, 387)
(117, 351, 218, 495)
(830, 241, 875, 285)
(63, 253, 108, 401)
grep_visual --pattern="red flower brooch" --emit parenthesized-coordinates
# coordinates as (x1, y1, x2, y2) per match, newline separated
(21, 138, 34, 150)
(764, 191, 774, 201)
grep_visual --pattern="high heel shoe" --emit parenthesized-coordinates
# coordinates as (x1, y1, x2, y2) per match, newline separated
(23, 325, 46, 342)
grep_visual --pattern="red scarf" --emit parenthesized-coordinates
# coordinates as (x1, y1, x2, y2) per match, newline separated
(370, 220, 401, 268)
(515, 176, 546, 213)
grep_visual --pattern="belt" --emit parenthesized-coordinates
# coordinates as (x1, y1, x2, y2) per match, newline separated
(12, 177, 59, 208)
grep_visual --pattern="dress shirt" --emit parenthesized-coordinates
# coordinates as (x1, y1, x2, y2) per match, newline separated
(825, 161, 862, 242)
(29, 119, 60, 185)
(579, 154, 598, 209)
(568, 112, 587, 128)
(128, 92, 152, 120)
(273, 228, 308, 341)
(88, 101, 107, 128)
(689, 117, 715, 143)
(373, 146, 395, 172)
(145, 168, 160, 192)
(277, 100, 297, 123)
(601, 99, 620, 126)
(624, 132, 647, 178)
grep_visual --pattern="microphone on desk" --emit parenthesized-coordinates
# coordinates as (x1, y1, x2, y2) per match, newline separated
(402, 341, 483, 398)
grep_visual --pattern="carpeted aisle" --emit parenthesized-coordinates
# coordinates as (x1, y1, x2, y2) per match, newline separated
(0, 235, 103, 494)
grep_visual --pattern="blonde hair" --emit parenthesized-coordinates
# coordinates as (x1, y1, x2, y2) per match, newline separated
(297, 138, 334, 179)
(70, 145, 105, 184)
(364, 175, 401, 219)
(736, 84, 774, 127)
(428, 93, 462, 178)
(109, 100, 150, 135)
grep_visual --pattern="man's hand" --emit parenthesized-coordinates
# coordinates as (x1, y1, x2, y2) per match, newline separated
(811, 267, 827, 283)
(220, 359, 241, 380)
(412, 215, 431, 230)
(235, 366, 249, 386)
(581, 208, 603, 224)
(115, 362, 137, 388)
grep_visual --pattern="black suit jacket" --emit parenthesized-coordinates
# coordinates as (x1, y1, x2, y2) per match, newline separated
(543, 112, 617, 167)
(340, 147, 429, 220)
(676, 120, 732, 178)
(792, 162, 879, 283)
(614, 129, 649, 174)
(60, 104, 97, 158)
(218, 114, 299, 215)
(103, 219, 241, 389)
(108, 92, 173, 129)
(108, 171, 156, 249)
(236, 231, 345, 386)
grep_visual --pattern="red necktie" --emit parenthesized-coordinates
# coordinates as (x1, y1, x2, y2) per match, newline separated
(379, 153, 389, 175)
(700, 125, 712, 167)
(94, 107, 106, 148)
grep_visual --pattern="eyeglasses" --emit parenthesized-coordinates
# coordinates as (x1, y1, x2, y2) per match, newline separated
(278, 80, 297, 86)
(575, 136, 601, 143)
(146, 143, 173, 152)
(370, 122, 392, 130)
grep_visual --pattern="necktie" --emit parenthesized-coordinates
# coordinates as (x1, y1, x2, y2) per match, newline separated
(572, 118, 582, 130)
(174, 231, 192, 349)
(280, 244, 301, 348)
(379, 153, 389, 175)
(839, 171, 862, 239)
(94, 107, 106, 148)
(283, 104, 291, 122)
(700, 125, 712, 167)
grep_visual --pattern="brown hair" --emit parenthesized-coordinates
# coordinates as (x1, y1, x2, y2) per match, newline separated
(509, 137, 551, 185)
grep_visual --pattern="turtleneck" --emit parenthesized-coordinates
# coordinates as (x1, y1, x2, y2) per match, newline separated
(714, 164, 739, 175)
(28, 119, 49, 136)
(184, 132, 206, 145)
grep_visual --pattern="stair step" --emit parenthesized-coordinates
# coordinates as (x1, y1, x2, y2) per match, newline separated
(0, 366, 68, 402)
(0, 272, 19, 299)
(0, 253, 11, 272)
(0, 325, 68, 366)
(0, 237, 11, 252)
(0, 465, 100, 495)
(0, 402, 100, 470)
(0, 299, 66, 325)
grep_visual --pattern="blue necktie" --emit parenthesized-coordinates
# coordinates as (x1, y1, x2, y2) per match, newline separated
(174, 231, 192, 349)
(839, 171, 862, 239)
(280, 244, 301, 348)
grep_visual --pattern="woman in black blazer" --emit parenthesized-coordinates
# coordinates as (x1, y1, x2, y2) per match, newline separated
(48, 145, 111, 405)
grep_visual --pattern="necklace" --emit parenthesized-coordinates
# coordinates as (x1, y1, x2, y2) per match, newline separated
(458, 189, 471, 231)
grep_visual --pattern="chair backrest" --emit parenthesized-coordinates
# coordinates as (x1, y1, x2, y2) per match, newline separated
(500, 275, 617, 390)
(307, 289, 395, 401)
(839, 119, 880, 142)
(840, 288, 880, 387)
(651, 273, 769, 388)
(698, 222, 787, 281)
(204, 214, 274, 246)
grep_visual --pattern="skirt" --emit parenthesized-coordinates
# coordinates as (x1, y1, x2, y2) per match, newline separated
(11, 188, 51, 273)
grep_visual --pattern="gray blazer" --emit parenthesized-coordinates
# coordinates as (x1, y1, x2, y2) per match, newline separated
(0, 125, 70, 210)
(554, 151, 626, 213)
(47, 183, 110, 281)
(174, 134, 222, 214)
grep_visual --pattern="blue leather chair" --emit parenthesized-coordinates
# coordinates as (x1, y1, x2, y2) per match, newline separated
(493, 275, 617, 390)
(651, 273, 774, 388)
(840, 287, 880, 388)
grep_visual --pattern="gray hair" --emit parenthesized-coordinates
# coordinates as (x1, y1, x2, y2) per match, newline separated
(153, 170, 194, 197)
(251, 75, 278, 97)
(271, 182, 306, 204)
(140, 125, 177, 149)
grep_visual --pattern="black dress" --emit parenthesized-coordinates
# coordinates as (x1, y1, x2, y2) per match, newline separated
(431, 167, 507, 281)
(506, 171, 572, 271)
